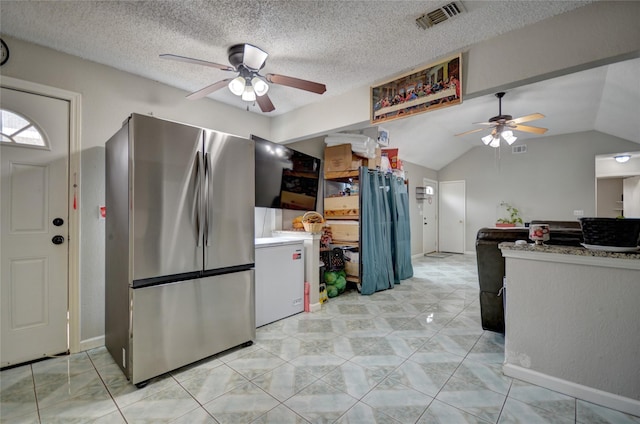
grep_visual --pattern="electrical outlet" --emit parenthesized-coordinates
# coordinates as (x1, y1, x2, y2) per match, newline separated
(573, 210, 584, 216)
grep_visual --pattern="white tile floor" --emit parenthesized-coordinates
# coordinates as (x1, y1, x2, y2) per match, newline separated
(2, 254, 639, 423)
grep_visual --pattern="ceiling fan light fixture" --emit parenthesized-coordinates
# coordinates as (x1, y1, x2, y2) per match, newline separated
(228, 76, 246, 96)
(502, 130, 517, 145)
(252, 77, 269, 96)
(242, 85, 256, 102)
(614, 154, 631, 163)
(489, 137, 500, 148)
(481, 134, 493, 145)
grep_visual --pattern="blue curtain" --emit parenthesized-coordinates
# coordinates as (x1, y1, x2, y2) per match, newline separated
(360, 167, 413, 294)
(389, 176, 413, 281)
(360, 168, 394, 294)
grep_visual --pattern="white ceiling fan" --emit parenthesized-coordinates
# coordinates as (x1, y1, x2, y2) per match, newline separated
(456, 92, 547, 147)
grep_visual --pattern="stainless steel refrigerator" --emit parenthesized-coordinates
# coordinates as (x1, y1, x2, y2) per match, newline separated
(105, 113, 255, 386)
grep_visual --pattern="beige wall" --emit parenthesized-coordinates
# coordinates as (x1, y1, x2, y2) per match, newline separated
(438, 131, 640, 252)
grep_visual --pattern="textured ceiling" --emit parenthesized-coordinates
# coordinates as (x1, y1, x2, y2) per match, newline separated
(1, 0, 638, 170)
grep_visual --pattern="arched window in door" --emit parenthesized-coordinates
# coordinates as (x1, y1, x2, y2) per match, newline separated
(0, 109, 48, 149)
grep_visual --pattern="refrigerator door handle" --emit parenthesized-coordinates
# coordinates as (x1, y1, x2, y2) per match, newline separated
(205, 152, 212, 247)
(195, 151, 204, 247)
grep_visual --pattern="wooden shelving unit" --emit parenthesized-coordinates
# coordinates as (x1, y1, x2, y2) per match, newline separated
(324, 168, 362, 288)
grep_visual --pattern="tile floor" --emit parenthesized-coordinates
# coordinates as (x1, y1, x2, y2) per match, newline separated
(2, 254, 639, 423)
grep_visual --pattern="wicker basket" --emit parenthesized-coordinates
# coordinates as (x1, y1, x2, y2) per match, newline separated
(302, 211, 325, 233)
(579, 217, 640, 247)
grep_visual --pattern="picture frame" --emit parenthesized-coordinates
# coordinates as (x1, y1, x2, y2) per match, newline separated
(371, 53, 462, 124)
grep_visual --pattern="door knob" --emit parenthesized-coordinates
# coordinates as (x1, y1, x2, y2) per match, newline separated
(53, 218, 64, 226)
(52, 235, 65, 245)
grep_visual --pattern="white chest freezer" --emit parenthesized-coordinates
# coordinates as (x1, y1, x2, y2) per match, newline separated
(255, 238, 305, 327)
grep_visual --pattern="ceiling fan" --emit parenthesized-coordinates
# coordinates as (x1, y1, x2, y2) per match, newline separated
(456, 92, 547, 147)
(160, 44, 326, 113)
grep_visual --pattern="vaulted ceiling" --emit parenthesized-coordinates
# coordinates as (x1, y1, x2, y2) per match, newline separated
(1, 0, 638, 170)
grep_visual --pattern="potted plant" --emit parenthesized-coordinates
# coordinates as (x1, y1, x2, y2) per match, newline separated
(496, 202, 523, 227)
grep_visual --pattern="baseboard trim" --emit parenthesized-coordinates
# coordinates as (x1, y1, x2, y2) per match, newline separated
(503, 364, 640, 417)
(310, 302, 322, 313)
(78, 336, 105, 353)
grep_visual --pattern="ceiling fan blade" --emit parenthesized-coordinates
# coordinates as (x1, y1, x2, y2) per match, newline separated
(510, 113, 545, 125)
(511, 124, 548, 134)
(256, 93, 275, 113)
(186, 78, 232, 100)
(160, 54, 235, 71)
(266, 73, 327, 94)
(471, 121, 494, 126)
(455, 127, 486, 137)
(243, 44, 268, 70)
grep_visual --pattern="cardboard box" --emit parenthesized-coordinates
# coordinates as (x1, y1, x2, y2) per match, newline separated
(324, 144, 362, 173)
(324, 144, 351, 173)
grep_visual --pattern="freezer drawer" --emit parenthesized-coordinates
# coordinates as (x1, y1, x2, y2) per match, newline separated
(130, 270, 255, 385)
(255, 240, 304, 327)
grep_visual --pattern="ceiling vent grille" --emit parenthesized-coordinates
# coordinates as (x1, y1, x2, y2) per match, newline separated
(416, 2, 465, 30)
(512, 145, 527, 154)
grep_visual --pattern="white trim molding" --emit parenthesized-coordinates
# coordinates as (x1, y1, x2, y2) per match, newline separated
(503, 364, 640, 417)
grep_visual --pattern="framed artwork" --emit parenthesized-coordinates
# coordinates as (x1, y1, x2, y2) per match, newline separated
(371, 53, 462, 124)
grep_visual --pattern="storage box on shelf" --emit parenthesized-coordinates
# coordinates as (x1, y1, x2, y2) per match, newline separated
(324, 144, 363, 173)
(324, 195, 359, 219)
(327, 220, 359, 243)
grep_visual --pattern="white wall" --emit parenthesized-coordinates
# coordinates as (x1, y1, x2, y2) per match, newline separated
(438, 131, 640, 252)
(597, 178, 623, 218)
(624, 176, 640, 218)
(1, 37, 271, 345)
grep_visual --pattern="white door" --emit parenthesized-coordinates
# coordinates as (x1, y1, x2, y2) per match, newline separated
(439, 180, 465, 253)
(422, 178, 438, 254)
(1, 87, 70, 366)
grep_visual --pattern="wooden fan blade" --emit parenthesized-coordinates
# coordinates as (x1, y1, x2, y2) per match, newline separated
(511, 124, 548, 134)
(510, 113, 545, 125)
(471, 121, 493, 126)
(266, 73, 327, 94)
(455, 127, 486, 137)
(160, 54, 235, 71)
(186, 79, 232, 100)
(256, 93, 275, 113)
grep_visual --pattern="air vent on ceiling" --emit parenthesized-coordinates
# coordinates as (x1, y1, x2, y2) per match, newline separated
(512, 145, 527, 154)
(416, 2, 465, 30)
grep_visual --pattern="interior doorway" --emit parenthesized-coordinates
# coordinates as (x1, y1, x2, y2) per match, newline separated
(1, 77, 81, 362)
(1, 87, 70, 366)
(421, 178, 438, 254)
(439, 180, 465, 254)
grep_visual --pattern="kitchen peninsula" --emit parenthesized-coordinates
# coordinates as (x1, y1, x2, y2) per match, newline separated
(500, 243, 640, 417)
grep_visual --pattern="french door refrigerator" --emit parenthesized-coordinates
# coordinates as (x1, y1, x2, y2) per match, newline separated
(105, 113, 255, 386)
